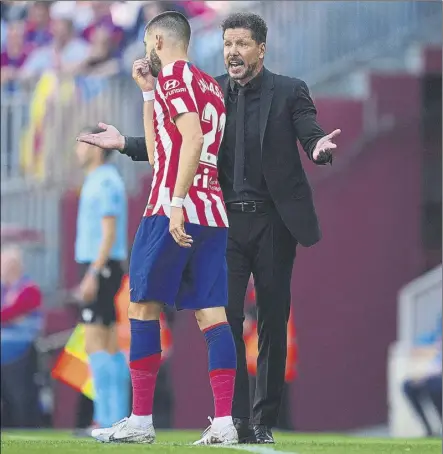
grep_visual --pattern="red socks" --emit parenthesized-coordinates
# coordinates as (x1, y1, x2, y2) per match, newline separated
(209, 369, 236, 417)
(130, 353, 161, 416)
(203, 322, 237, 418)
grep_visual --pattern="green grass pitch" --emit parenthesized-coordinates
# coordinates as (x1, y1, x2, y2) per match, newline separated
(1, 430, 441, 454)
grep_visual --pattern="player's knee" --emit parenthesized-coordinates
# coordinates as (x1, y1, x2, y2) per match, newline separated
(128, 301, 162, 321)
(195, 307, 228, 331)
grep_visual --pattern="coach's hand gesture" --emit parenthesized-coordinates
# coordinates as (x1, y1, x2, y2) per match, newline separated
(132, 58, 156, 92)
(169, 207, 193, 248)
(312, 129, 341, 162)
(77, 123, 125, 151)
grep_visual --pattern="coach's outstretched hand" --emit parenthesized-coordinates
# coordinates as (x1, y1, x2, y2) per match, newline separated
(170, 207, 193, 248)
(312, 129, 341, 163)
(76, 123, 125, 151)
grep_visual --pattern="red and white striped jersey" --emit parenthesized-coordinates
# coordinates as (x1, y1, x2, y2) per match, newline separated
(144, 60, 228, 228)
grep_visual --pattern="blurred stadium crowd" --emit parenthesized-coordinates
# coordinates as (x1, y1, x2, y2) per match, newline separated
(0, 0, 227, 90)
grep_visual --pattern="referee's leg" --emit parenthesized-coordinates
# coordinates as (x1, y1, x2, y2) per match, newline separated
(83, 261, 129, 428)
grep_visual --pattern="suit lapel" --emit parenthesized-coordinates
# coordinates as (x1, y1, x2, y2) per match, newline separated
(259, 68, 274, 150)
(221, 75, 230, 106)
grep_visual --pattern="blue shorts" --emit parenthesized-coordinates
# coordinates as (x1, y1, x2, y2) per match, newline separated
(129, 215, 228, 310)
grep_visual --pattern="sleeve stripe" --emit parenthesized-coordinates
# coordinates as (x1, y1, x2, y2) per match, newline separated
(182, 63, 198, 112)
(171, 97, 189, 115)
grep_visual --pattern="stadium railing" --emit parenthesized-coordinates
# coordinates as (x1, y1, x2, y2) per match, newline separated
(387, 264, 442, 437)
(0, 76, 149, 191)
(189, 0, 442, 84)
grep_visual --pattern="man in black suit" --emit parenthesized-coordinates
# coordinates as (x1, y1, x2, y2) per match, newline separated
(78, 12, 340, 444)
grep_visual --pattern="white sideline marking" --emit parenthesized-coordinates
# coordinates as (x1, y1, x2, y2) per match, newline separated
(227, 445, 297, 454)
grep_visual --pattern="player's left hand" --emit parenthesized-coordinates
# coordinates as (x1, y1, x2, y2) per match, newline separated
(169, 207, 193, 248)
(78, 272, 99, 303)
(312, 129, 341, 162)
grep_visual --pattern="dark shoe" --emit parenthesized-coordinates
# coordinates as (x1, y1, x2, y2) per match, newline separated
(233, 417, 256, 444)
(253, 424, 274, 444)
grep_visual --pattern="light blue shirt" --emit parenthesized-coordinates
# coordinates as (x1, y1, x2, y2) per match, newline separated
(75, 164, 127, 263)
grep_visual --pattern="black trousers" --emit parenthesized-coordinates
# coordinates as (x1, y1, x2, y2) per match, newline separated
(226, 206, 297, 427)
(249, 377, 294, 430)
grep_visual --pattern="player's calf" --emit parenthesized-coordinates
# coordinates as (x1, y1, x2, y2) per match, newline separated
(127, 308, 162, 430)
(194, 307, 238, 444)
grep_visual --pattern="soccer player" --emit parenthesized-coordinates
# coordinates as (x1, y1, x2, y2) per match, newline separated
(74, 127, 129, 431)
(79, 12, 238, 445)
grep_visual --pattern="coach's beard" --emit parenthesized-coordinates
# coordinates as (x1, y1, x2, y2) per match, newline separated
(149, 48, 162, 78)
(227, 60, 258, 83)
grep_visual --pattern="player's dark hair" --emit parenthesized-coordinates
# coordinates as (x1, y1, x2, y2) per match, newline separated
(144, 11, 191, 46)
(221, 12, 268, 44)
(80, 126, 114, 161)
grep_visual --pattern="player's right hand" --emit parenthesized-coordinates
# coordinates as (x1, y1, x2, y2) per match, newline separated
(76, 122, 125, 151)
(169, 206, 193, 248)
(132, 58, 156, 92)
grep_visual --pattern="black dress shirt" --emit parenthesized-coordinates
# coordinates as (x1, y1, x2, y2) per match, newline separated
(219, 70, 270, 203)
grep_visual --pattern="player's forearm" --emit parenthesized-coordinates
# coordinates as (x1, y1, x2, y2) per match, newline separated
(143, 100, 155, 166)
(173, 136, 204, 198)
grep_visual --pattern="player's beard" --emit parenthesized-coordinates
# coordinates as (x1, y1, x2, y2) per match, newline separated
(149, 48, 162, 78)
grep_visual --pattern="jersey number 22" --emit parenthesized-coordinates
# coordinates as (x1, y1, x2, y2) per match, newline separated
(200, 102, 226, 168)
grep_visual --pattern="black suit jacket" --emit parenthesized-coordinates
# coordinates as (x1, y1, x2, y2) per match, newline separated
(123, 68, 326, 247)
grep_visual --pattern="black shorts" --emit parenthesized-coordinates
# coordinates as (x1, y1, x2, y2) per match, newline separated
(78, 260, 124, 327)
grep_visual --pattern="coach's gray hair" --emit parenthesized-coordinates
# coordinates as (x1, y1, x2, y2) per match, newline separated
(144, 11, 191, 46)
